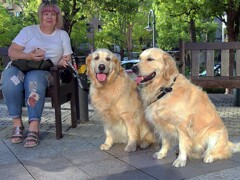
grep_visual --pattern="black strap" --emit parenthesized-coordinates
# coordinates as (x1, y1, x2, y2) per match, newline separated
(150, 76, 177, 105)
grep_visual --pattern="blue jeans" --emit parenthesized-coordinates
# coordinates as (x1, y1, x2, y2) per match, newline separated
(1, 66, 53, 122)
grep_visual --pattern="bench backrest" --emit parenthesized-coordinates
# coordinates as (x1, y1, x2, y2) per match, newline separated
(179, 40, 240, 77)
(0, 47, 10, 68)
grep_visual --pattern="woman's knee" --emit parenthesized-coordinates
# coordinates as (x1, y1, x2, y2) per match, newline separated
(2, 67, 25, 93)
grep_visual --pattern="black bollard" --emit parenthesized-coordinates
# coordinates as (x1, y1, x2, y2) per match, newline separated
(77, 74, 89, 122)
(72, 55, 89, 123)
(234, 89, 240, 107)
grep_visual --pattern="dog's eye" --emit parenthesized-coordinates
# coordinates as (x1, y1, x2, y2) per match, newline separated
(147, 57, 154, 61)
(94, 56, 99, 60)
(106, 57, 111, 61)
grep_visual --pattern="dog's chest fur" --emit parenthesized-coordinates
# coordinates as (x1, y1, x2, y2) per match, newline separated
(90, 75, 136, 123)
(144, 97, 178, 138)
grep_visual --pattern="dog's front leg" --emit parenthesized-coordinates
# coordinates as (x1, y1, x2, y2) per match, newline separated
(172, 129, 191, 167)
(100, 129, 114, 151)
(124, 120, 138, 152)
(153, 135, 170, 159)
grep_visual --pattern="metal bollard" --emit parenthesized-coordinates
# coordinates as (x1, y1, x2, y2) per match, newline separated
(234, 89, 240, 107)
(77, 74, 89, 122)
(73, 55, 89, 123)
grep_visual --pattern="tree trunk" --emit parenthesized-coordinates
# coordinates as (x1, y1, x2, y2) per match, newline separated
(126, 24, 133, 59)
(189, 18, 196, 42)
(225, 1, 239, 76)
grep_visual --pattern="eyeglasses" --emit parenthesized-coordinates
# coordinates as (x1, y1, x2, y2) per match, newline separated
(42, 0, 57, 4)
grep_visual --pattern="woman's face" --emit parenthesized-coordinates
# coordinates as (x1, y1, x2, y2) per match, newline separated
(41, 11, 57, 29)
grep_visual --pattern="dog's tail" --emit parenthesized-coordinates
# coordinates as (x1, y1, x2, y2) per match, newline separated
(229, 141, 240, 153)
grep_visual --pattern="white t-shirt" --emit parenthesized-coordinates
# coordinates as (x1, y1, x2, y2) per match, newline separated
(13, 25, 73, 65)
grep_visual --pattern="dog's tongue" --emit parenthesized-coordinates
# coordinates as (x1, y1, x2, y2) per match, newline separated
(97, 73, 107, 81)
(135, 76, 143, 84)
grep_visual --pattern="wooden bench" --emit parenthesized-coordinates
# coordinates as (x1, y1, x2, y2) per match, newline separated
(0, 47, 78, 139)
(179, 39, 240, 89)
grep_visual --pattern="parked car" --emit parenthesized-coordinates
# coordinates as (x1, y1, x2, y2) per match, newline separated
(121, 59, 140, 79)
(199, 64, 221, 76)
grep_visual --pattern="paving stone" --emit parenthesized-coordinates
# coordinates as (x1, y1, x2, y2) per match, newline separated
(0, 141, 19, 164)
(22, 156, 75, 171)
(119, 150, 177, 168)
(63, 148, 114, 165)
(78, 158, 135, 179)
(28, 165, 91, 180)
(187, 166, 240, 180)
(94, 169, 157, 180)
(140, 163, 200, 180)
(0, 163, 33, 179)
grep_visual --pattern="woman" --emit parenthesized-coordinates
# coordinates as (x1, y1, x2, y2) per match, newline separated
(1, 2, 72, 148)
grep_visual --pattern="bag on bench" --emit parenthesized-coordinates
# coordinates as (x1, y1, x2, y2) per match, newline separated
(11, 59, 53, 72)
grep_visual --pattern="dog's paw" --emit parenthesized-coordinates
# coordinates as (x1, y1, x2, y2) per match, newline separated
(203, 155, 214, 163)
(152, 152, 167, 159)
(172, 158, 186, 168)
(100, 144, 111, 151)
(124, 144, 137, 152)
(140, 141, 150, 149)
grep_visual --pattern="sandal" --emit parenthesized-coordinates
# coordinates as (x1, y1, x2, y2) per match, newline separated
(11, 126, 24, 144)
(24, 131, 39, 148)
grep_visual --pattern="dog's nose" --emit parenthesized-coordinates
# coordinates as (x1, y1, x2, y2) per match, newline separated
(98, 64, 105, 72)
(132, 65, 139, 74)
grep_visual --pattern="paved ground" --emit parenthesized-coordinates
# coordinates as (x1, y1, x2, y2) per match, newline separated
(1, 94, 240, 180)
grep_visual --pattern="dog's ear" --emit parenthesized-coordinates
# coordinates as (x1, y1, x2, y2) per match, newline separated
(163, 53, 178, 80)
(85, 54, 92, 76)
(114, 55, 124, 74)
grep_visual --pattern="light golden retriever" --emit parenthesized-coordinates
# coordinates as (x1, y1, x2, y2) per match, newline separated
(132, 48, 240, 167)
(86, 48, 155, 152)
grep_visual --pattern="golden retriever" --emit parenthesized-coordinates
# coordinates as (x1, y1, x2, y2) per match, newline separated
(132, 48, 240, 167)
(86, 48, 155, 152)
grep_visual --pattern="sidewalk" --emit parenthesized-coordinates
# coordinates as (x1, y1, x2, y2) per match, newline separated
(1, 94, 240, 180)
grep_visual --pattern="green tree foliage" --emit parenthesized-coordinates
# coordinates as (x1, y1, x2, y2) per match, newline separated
(58, 0, 90, 35)
(0, 5, 23, 47)
(153, 0, 218, 49)
(203, 0, 240, 42)
(90, 0, 152, 59)
(2, 0, 239, 55)
(14, 0, 39, 25)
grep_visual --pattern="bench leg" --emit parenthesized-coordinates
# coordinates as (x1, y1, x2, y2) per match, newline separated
(71, 80, 78, 128)
(55, 103, 63, 139)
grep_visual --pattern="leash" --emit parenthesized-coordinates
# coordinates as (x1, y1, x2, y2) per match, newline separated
(67, 61, 89, 90)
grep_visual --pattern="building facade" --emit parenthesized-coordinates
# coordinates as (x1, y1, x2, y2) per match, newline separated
(0, 0, 22, 16)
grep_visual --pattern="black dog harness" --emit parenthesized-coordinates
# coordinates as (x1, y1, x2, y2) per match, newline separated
(150, 76, 178, 105)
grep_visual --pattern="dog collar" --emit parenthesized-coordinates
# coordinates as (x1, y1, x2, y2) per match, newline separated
(150, 76, 177, 105)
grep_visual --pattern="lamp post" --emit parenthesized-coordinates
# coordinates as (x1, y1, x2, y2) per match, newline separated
(145, 9, 156, 47)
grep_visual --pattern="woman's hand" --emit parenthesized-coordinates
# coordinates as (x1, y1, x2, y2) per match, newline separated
(30, 49, 45, 61)
(58, 55, 71, 67)
(8, 43, 45, 61)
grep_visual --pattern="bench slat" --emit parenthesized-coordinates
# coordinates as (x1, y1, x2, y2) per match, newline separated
(185, 42, 240, 50)
(221, 50, 229, 76)
(206, 50, 214, 76)
(236, 50, 240, 76)
(191, 76, 240, 89)
(191, 50, 200, 76)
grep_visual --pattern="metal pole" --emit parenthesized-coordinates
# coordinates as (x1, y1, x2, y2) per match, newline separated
(92, 26, 95, 52)
(152, 10, 156, 47)
(145, 9, 156, 48)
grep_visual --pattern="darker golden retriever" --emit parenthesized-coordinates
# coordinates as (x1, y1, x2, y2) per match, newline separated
(86, 48, 155, 152)
(132, 48, 240, 167)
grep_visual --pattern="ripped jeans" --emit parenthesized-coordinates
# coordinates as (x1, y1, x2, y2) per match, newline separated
(1, 65, 53, 122)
